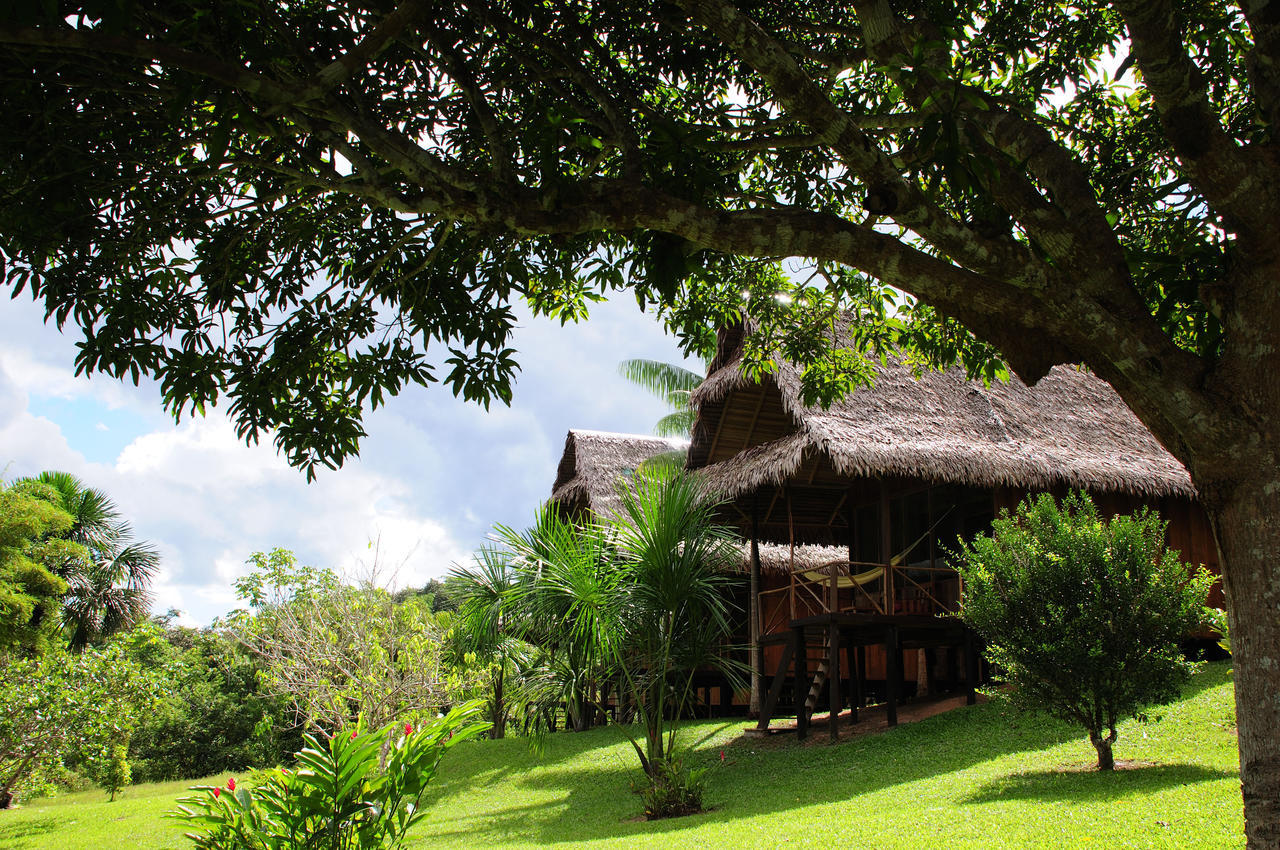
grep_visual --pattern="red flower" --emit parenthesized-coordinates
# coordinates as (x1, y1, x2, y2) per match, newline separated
(227, 777, 236, 791)
(350, 729, 357, 740)
(405, 723, 413, 736)
(720, 749, 726, 762)
(212, 787, 220, 798)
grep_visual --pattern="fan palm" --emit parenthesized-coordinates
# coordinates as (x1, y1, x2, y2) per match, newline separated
(17, 471, 158, 649)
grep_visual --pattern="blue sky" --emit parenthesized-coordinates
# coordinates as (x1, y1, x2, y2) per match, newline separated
(0, 291, 698, 624)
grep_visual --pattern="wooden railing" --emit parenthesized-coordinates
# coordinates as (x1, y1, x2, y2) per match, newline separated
(757, 560, 961, 636)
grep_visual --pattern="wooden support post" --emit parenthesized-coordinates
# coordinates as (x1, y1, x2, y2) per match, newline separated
(855, 644, 866, 713)
(794, 625, 809, 741)
(964, 629, 979, 706)
(749, 510, 762, 718)
(880, 482, 893, 614)
(828, 623, 841, 742)
(886, 626, 900, 727)
(758, 634, 796, 730)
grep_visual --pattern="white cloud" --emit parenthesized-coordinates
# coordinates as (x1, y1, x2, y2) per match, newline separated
(0, 289, 698, 625)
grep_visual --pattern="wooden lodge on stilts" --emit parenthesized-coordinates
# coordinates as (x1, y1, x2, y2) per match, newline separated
(684, 322, 1224, 741)
(546, 321, 1224, 738)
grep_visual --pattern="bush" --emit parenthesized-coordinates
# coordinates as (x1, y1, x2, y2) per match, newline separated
(635, 754, 708, 820)
(955, 491, 1214, 770)
(170, 702, 490, 849)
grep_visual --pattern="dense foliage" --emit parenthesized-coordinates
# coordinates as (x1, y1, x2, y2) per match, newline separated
(16, 471, 159, 650)
(122, 621, 302, 784)
(955, 492, 1215, 770)
(171, 702, 489, 849)
(0, 482, 78, 653)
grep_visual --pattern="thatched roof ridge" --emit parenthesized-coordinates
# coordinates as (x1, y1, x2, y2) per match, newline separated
(691, 325, 1196, 500)
(550, 429, 689, 514)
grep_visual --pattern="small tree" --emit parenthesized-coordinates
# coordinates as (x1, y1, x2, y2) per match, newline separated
(956, 492, 1214, 770)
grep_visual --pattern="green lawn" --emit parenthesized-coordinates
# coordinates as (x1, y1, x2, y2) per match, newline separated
(1, 662, 1243, 849)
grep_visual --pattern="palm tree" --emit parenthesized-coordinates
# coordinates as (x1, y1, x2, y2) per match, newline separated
(17, 471, 158, 649)
(494, 504, 622, 733)
(607, 468, 741, 782)
(450, 545, 529, 738)
(617, 359, 704, 438)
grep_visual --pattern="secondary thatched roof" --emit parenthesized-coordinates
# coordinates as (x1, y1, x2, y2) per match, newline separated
(550, 429, 689, 515)
(690, 324, 1195, 500)
(550, 428, 848, 572)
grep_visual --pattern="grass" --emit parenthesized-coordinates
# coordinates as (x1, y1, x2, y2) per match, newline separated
(0, 663, 1243, 849)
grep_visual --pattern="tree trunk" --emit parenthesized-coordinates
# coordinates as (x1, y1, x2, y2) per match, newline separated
(0, 787, 12, 809)
(491, 666, 505, 739)
(1211, 479, 1280, 849)
(1089, 729, 1116, 771)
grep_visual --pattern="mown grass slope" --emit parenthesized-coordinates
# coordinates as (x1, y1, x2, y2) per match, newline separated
(0, 662, 1242, 849)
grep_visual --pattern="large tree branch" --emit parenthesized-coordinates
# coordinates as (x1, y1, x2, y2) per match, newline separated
(673, 0, 1045, 286)
(1113, 0, 1280, 243)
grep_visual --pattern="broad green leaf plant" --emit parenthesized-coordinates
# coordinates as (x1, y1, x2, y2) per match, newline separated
(171, 701, 489, 850)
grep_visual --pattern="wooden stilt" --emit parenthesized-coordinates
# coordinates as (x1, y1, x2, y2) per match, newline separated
(828, 623, 841, 742)
(758, 634, 796, 731)
(794, 625, 809, 741)
(855, 644, 866, 713)
(749, 511, 762, 718)
(886, 626, 900, 727)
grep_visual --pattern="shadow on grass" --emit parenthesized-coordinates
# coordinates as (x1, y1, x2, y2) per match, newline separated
(420, 663, 1236, 846)
(0, 813, 60, 847)
(963, 763, 1236, 804)
(423, 700, 1084, 845)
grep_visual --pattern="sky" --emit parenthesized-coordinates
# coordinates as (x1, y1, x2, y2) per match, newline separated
(0, 291, 699, 625)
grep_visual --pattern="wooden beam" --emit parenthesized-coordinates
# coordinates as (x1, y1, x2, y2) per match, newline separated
(757, 631, 796, 731)
(749, 510, 763, 719)
(828, 623, 841, 742)
(705, 397, 729, 462)
(740, 388, 767, 450)
(827, 492, 849, 528)
(794, 624, 809, 741)
(886, 625, 900, 727)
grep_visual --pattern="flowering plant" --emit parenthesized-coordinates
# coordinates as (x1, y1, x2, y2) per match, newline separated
(170, 701, 489, 849)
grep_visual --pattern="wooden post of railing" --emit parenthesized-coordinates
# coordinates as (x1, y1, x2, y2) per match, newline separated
(787, 487, 797, 621)
(880, 482, 892, 614)
(749, 510, 762, 719)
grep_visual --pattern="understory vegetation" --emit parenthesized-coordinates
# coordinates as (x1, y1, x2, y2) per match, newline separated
(0, 663, 1241, 849)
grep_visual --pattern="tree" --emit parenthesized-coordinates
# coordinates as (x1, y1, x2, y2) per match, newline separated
(225, 548, 469, 733)
(6, 2, 1280, 839)
(17, 472, 159, 649)
(0, 482, 77, 653)
(0, 642, 162, 807)
(495, 469, 740, 816)
(450, 547, 529, 739)
(955, 492, 1214, 771)
(617, 359, 704, 437)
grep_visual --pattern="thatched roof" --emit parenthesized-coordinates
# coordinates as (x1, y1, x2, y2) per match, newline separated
(732, 542, 850, 576)
(550, 429, 689, 515)
(690, 324, 1195, 501)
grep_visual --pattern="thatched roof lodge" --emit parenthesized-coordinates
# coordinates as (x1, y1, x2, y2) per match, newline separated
(686, 321, 1222, 735)
(549, 429, 688, 516)
(688, 323, 1213, 573)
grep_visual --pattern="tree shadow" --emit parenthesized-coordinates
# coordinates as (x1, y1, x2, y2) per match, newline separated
(962, 763, 1237, 804)
(0, 814, 60, 848)
(421, 662, 1236, 846)
(422, 698, 1086, 845)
